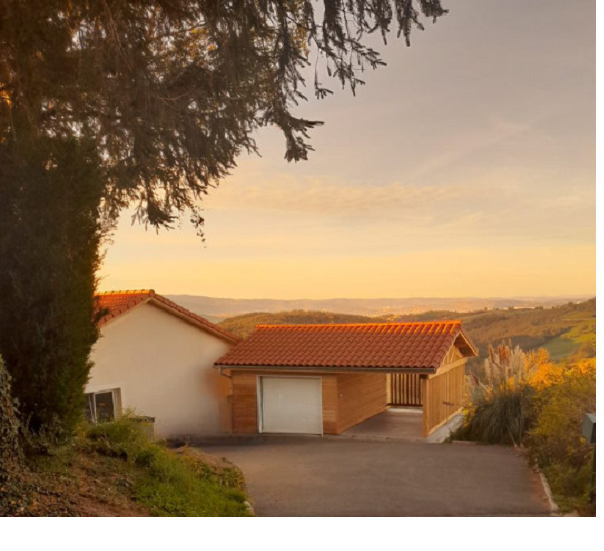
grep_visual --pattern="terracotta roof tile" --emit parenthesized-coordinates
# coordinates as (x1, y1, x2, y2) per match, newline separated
(96, 289, 239, 343)
(215, 321, 477, 370)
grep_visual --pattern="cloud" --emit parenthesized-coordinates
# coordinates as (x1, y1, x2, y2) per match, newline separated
(205, 176, 511, 220)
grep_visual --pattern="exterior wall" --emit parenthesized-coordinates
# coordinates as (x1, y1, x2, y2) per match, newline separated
(229, 371, 386, 435)
(422, 346, 467, 437)
(321, 375, 338, 434)
(336, 373, 388, 433)
(87, 302, 233, 438)
(230, 372, 259, 435)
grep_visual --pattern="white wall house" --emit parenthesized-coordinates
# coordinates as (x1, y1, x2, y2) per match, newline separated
(86, 290, 239, 438)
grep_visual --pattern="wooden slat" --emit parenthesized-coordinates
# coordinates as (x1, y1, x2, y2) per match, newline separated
(389, 373, 423, 406)
(422, 361, 466, 436)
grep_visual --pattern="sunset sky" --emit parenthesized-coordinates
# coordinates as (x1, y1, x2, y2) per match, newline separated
(99, 0, 595, 299)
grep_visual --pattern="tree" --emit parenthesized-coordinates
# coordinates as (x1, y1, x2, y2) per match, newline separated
(0, 1, 447, 436)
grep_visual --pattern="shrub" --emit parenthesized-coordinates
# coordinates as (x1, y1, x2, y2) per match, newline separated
(526, 359, 596, 510)
(452, 384, 535, 445)
(0, 356, 28, 515)
(81, 416, 249, 516)
(0, 357, 22, 478)
(83, 413, 161, 467)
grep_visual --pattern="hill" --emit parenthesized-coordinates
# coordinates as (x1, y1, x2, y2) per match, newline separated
(218, 310, 376, 339)
(218, 299, 596, 362)
(166, 294, 588, 320)
(388, 298, 596, 362)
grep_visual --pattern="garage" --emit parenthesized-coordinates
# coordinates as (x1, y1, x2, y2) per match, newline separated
(259, 376, 323, 435)
(215, 321, 477, 437)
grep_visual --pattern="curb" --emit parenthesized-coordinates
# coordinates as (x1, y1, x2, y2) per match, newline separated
(536, 467, 559, 515)
(244, 500, 255, 516)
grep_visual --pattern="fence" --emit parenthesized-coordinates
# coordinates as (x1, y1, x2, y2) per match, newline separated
(421, 362, 465, 436)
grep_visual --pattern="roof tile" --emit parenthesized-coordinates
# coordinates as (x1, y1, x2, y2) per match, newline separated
(215, 321, 476, 370)
(96, 289, 238, 343)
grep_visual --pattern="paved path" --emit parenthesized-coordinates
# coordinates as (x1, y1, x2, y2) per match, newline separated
(200, 439, 552, 516)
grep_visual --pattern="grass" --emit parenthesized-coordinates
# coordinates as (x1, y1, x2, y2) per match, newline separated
(11, 416, 251, 517)
(80, 417, 250, 516)
(542, 335, 580, 361)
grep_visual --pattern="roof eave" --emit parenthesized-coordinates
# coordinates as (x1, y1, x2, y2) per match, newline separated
(214, 364, 436, 374)
(147, 298, 240, 344)
(455, 329, 479, 357)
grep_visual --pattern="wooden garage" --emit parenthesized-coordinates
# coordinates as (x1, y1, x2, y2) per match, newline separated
(215, 321, 477, 437)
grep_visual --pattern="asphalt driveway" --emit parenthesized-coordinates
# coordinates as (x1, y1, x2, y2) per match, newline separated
(200, 439, 552, 516)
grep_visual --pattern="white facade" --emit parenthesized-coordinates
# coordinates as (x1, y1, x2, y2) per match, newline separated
(86, 302, 233, 438)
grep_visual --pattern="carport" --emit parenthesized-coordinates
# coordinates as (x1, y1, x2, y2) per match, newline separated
(215, 321, 477, 437)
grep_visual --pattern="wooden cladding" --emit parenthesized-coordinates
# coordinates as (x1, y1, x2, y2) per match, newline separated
(337, 373, 388, 433)
(231, 372, 259, 434)
(389, 373, 423, 407)
(422, 361, 466, 437)
(229, 371, 386, 435)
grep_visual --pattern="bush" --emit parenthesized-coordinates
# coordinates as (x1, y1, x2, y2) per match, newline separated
(526, 359, 596, 510)
(0, 357, 22, 478)
(451, 384, 535, 445)
(0, 356, 27, 515)
(81, 416, 249, 516)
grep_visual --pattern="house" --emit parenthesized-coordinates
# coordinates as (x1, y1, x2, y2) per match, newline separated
(215, 321, 477, 437)
(86, 290, 239, 438)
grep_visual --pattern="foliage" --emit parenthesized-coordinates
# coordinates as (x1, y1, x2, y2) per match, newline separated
(452, 383, 535, 446)
(0, 0, 445, 439)
(526, 359, 596, 511)
(0, 356, 28, 515)
(81, 415, 249, 516)
(0, 138, 105, 437)
(0, 0, 446, 230)
(452, 345, 596, 514)
(0, 357, 22, 477)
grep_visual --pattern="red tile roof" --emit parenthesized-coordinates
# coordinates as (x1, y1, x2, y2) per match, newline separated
(215, 321, 477, 371)
(96, 290, 239, 343)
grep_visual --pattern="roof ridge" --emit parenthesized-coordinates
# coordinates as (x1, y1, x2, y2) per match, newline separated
(97, 289, 155, 296)
(255, 320, 462, 329)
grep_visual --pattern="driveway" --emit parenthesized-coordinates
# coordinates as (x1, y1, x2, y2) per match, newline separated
(200, 439, 552, 516)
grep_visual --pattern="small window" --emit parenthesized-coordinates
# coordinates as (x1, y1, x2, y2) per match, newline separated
(85, 389, 121, 423)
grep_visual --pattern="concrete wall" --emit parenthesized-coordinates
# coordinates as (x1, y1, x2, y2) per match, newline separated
(87, 302, 233, 438)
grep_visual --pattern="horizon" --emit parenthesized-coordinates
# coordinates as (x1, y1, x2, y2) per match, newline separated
(99, 0, 595, 300)
(95, 288, 595, 301)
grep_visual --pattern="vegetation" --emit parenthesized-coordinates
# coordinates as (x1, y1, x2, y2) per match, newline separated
(0, 139, 105, 436)
(219, 309, 376, 338)
(454, 343, 537, 445)
(1, 415, 249, 517)
(450, 344, 596, 514)
(0, 0, 446, 439)
(0, 357, 26, 515)
(527, 359, 596, 513)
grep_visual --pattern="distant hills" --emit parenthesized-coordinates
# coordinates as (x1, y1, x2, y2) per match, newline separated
(215, 298, 596, 363)
(166, 294, 591, 322)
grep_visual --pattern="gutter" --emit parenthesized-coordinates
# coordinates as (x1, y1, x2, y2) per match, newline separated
(214, 364, 436, 375)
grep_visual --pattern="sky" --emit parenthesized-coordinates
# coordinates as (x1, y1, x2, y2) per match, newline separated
(98, 0, 595, 299)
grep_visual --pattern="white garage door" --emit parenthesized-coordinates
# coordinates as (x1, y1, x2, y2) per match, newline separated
(260, 377, 323, 435)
